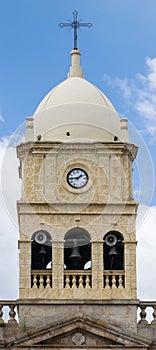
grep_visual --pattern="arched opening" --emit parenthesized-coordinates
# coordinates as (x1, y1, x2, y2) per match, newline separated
(31, 230, 52, 288)
(64, 227, 91, 288)
(64, 227, 91, 270)
(31, 230, 52, 270)
(103, 231, 124, 289)
(103, 231, 124, 270)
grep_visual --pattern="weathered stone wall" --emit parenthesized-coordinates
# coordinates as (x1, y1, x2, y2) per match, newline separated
(18, 142, 136, 205)
(18, 300, 138, 335)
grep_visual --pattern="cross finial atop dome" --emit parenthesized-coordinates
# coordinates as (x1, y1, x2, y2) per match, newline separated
(59, 10, 92, 50)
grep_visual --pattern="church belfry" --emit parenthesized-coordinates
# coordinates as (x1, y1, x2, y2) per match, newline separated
(12, 12, 149, 348)
(17, 43, 138, 325)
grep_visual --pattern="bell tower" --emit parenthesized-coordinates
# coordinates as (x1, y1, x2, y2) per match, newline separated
(16, 36, 138, 340)
(17, 137, 137, 297)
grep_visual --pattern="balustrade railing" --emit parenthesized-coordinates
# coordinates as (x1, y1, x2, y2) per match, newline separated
(31, 270, 52, 288)
(64, 270, 92, 288)
(138, 302, 156, 325)
(0, 302, 17, 324)
(0, 300, 156, 325)
(103, 270, 125, 289)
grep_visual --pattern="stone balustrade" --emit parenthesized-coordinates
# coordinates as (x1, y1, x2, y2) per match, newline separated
(64, 270, 92, 288)
(103, 270, 125, 289)
(0, 302, 17, 324)
(138, 302, 156, 325)
(0, 301, 156, 324)
(30, 269, 126, 289)
(31, 270, 52, 288)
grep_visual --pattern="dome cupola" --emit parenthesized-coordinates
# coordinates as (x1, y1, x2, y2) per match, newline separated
(26, 50, 129, 143)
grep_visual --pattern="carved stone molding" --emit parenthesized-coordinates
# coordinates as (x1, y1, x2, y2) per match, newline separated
(72, 332, 86, 345)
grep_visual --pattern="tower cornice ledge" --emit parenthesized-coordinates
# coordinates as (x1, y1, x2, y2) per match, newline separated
(16, 298, 139, 305)
(17, 201, 138, 215)
(17, 141, 138, 161)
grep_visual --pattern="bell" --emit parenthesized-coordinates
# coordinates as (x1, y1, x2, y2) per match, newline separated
(39, 245, 46, 255)
(69, 245, 82, 259)
(39, 245, 47, 269)
(69, 241, 83, 269)
(108, 246, 118, 255)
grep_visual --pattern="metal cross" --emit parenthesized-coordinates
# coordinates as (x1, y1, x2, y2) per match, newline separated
(59, 10, 92, 50)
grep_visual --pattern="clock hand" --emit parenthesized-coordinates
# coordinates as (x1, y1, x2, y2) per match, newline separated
(77, 174, 83, 180)
(69, 174, 79, 179)
(70, 174, 82, 180)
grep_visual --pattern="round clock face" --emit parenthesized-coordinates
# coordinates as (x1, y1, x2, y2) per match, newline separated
(67, 168, 88, 189)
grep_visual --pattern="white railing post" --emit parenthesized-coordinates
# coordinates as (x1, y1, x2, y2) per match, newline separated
(8, 304, 17, 324)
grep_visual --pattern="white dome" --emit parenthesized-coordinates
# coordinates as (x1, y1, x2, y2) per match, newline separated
(29, 50, 129, 143)
(34, 77, 116, 115)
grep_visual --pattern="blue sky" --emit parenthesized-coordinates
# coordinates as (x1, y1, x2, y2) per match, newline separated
(0, 0, 156, 300)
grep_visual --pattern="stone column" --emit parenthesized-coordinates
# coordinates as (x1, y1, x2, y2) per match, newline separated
(124, 241, 137, 298)
(19, 240, 31, 296)
(52, 241, 64, 289)
(91, 241, 103, 289)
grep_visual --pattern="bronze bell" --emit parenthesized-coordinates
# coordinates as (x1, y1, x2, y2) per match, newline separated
(39, 245, 46, 255)
(108, 246, 118, 255)
(39, 244, 47, 270)
(69, 240, 83, 270)
(69, 245, 82, 259)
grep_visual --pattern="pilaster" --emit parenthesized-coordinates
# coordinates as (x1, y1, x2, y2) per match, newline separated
(92, 241, 103, 289)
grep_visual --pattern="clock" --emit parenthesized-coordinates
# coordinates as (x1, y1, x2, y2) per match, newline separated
(67, 168, 88, 189)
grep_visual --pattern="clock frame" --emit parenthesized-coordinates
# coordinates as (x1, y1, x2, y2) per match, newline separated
(67, 168, 88, 189)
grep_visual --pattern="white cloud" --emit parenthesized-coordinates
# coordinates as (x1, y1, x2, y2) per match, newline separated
(137, 205, 156, 300)
(103, 57, 156, 138)
(0, 114, 4, 122)
(0, 136, 20, 299)
(137, 57, 156, 90)
(104, 74, 132, 100)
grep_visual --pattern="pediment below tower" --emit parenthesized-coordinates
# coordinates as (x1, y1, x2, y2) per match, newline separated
(39, 329, 122, 347)
(7, 313, 150, 349)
